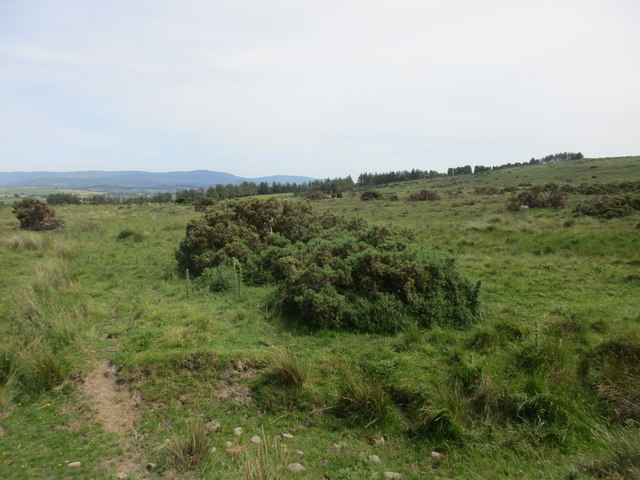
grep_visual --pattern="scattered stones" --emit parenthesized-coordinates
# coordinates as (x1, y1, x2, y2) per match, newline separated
(116, 473, 128, 479)
(225, 441, 233, 447)
(233, 427, 243, 436)
(205, 420, 221, 432)
(282, 433, 294, 439)
(295, 449, 304, 456)
(250, 435, 262, 444)
(384, 473, 402, 479)
(68, 462, 81, 468)
(145, 463, 155, 470)
(287, 463, 305, 473)
(210, 447, 217, 453)
(368, 455, 382, 463)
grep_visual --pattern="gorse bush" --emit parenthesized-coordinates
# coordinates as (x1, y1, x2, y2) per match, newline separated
(176, 198, 481, 332)
(573, 194, 640, 218)
(12, 199, 64, 231)
(407, 189, 441, 201)
(507, 186, 566, 211)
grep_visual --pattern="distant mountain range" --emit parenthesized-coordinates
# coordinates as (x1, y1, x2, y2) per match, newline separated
(0, 170, 316, 191)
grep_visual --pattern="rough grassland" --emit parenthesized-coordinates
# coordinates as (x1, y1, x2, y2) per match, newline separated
(0, 156, 639, 479)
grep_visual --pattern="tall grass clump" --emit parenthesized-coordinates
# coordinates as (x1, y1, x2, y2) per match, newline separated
(338, 372, 395, 428)
(167, 418, 211, 472)
(242, 432, 288, 480)
(32, 259, 73, 295)
(269, 348, 308, 388)
(3, 233, 47, 251)
(582, 427, 640, 479)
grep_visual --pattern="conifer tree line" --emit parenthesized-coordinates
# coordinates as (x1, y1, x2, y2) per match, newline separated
(45, 152, 583, 204)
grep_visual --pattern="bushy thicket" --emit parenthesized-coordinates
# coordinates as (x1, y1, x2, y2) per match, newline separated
(176, 198, 481, 332)
(507, 186, 566, 211)
(573, 194, 640, 218)
(407, 189, 441, 201)
(46, 192, 81, 205)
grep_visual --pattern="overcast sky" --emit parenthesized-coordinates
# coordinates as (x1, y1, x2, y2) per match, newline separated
(1, 0, 639, 178)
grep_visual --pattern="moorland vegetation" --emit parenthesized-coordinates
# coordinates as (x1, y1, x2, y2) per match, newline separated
(0, 155, 638, 479)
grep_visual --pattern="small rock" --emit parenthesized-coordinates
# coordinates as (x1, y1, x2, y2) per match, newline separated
(282, 433, 294, 439)
(295, 449, 304, 456)
(68, 462, 81, 468)
(384, 472, 402, 479)
(210, 447, 217, 453)
(226, 446, 244, 456)
(233, 427, 243, 436)
(225, 441, 233, 447)
(145, 463, 155, 470)
(116, 473, 128, 479)
(287, 463, 305, 473)
(369, 455, 381, 463)
(250, 435, 262, 444)
(328, 442, 346, 452)
(370, 435, 385, 446)
(205, 420, 221, 432)
(431, 451, 441, 458)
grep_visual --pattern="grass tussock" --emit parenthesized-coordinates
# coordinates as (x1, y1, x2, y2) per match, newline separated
(167, 418, 211, 472)
(3, 233, 48, 251)
(32, 259, 73, 294)
(270, 348, 308, 388)
(582, 427, 640, 479)
(338, 372, 395, 428)
(242, 433, 288, 480)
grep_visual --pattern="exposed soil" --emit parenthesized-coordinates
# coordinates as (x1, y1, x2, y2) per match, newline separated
(80, 360, 138, 434)
(212, 358, 256, 405)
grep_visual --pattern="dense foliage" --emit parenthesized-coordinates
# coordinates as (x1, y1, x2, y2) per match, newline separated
(507, 186, 566, 211)
(46, 192, 81, 205)
(12, 199, 63, 231)
(176, 198, 481, 332)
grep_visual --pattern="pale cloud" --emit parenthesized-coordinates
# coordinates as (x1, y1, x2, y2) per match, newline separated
(0, 0, 638, 177)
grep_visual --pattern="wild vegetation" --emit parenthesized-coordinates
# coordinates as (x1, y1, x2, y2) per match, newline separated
(0, 155, 638, 479)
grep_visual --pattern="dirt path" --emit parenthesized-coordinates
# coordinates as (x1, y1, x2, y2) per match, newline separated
(80, 360, 144, 477)
(81, 360, 137, 434)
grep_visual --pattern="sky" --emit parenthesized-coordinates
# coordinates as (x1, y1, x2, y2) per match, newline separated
(1, 0, 639, 179)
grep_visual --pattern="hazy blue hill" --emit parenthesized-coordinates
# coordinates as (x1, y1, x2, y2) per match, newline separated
(0, 170, 316, 190)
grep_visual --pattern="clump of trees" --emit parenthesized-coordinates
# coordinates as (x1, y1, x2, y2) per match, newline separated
(357, 169, 442, 186)
(176, 198, 481, 332)
(46, 193, 81, 205)
(12, 199, 64, 231)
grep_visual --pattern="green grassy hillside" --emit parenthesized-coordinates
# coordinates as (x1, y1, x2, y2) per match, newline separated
(0, 156, 639, 479)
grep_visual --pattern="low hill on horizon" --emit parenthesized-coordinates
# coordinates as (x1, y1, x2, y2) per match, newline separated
(0, 170, 316, 190)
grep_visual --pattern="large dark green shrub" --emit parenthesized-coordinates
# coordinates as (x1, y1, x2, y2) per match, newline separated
(573, 194, 640, 218)
(46, 192, 81, 205)
(176, 198, 481, 332)
(507, 186, 566, 211)
(12, 199, 64, 231)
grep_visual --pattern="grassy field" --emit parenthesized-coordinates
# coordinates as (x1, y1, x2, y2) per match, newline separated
(0, 156, 639, 479)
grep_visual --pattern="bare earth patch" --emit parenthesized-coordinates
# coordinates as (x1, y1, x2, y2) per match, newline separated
(80, 360, 145, 477)
(212, 358, 256, 405)
(80, 360, 138, 434)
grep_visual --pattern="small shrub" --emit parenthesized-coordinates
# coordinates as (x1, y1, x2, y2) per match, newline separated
(360, 191, 384, 201)
(12, 199, 64, 231)
(301, 191, 329, 201)
(168, 418, 211, 472)
(116, 228, 144, 242)
(407, 189, 441, 201)
(269, 348, 308, 388)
